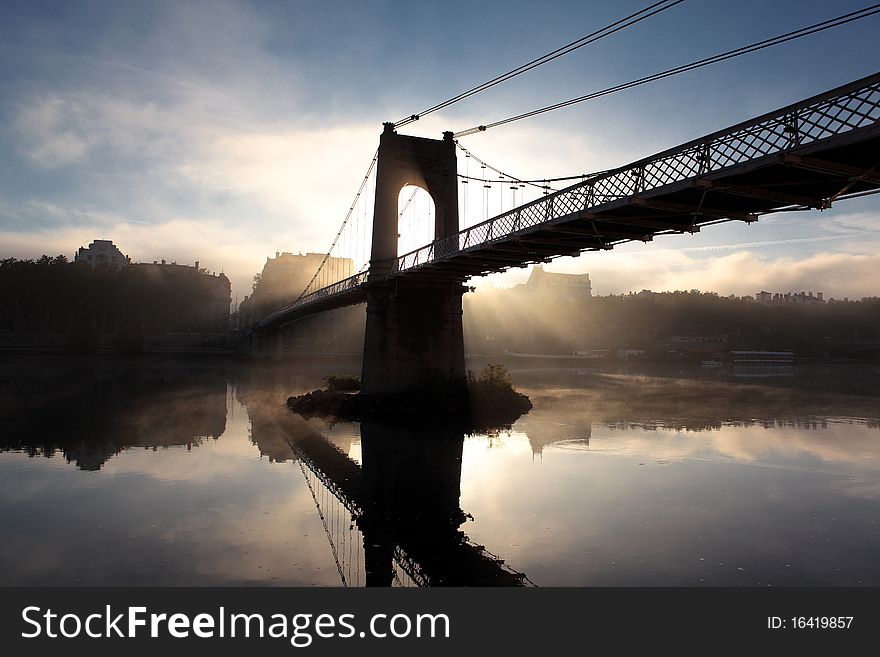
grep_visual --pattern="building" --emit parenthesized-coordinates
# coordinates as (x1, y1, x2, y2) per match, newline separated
(239, 251, 354, 326)
(74, 239, 130, 270)
(464, 265, 592, 355)
(754, 290, 825, 305)
(129, 260, 231, 333)
(519, 265, 592, 298)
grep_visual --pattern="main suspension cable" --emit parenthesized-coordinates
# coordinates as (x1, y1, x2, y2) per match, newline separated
(453, 4, 880, 137)
(296, 150, 378, 301)
(393, 0, 686, 128)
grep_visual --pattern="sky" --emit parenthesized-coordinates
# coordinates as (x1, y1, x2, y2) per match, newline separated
(1, 0, 879, 304)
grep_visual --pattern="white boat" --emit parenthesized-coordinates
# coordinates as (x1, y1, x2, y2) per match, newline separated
(731, 350, 794, 364)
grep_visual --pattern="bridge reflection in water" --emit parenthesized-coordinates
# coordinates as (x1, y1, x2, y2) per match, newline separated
(288, 422, 532, 587)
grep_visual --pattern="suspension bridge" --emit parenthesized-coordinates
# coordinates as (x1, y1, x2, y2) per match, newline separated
(250, 71, 880, 392)
(241, 3, 880, 583)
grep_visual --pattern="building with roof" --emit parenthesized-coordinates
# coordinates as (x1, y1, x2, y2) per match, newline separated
(520, 265, 591, 298)
(754, 290, 825, 305)
(74, 239, 130, 270)
(239, 251, 354, 326)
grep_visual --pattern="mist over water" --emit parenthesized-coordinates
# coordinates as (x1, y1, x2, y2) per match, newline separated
(1, 355, 879, 586)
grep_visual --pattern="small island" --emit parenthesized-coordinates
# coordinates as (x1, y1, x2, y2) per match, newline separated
(287, 363, 532, 430)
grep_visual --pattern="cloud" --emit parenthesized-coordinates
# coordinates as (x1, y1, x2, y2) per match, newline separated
(0, 219, 277, 301)
(582, 249, 880, 298)
(824, 211, 880, 237)
(5, 85, 389, 299)
(176, 123, 379, 235)
(16, 95, 93, 167)
(471, 240, 880, 299)
(14, 90, 212, 170)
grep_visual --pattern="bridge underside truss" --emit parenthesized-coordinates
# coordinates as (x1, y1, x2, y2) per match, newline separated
(260, 72, 880, 329)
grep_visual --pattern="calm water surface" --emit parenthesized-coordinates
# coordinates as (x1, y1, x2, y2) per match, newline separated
(1, 355, 879, 586)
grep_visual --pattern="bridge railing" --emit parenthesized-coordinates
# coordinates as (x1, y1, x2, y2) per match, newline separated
(257, 271, 369, 327)
(396, 72, 880, 274)
(298, 270, 368, 305)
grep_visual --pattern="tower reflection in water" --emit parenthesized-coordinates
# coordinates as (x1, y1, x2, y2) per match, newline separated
(287, 421, 532, 587)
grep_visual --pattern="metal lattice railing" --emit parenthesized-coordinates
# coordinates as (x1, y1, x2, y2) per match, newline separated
(261, 271, 369, 322)
(397, 72, 880, 273)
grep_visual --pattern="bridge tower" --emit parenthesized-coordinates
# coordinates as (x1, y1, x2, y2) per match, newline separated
(361, 123, 466, 394)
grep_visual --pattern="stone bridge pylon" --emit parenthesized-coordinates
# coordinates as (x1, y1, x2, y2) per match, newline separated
(361, 124, 466, 394)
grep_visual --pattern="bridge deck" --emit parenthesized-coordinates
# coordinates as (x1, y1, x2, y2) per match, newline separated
(259, 72, 880, 329)
(401, 126, 880, 282)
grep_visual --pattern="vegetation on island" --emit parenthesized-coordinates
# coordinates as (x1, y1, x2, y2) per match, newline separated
(323, 374, 361, 392)
(287, 363, 531, 430)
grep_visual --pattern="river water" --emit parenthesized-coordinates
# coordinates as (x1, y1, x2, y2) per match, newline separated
(1, 355, 878, 586)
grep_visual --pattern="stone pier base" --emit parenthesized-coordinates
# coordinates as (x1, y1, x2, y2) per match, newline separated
(361, 280, 466, 394)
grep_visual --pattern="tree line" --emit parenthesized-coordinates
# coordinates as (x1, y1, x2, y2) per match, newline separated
(0, 256, 230, 352)
(463, 288, 880, 358)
